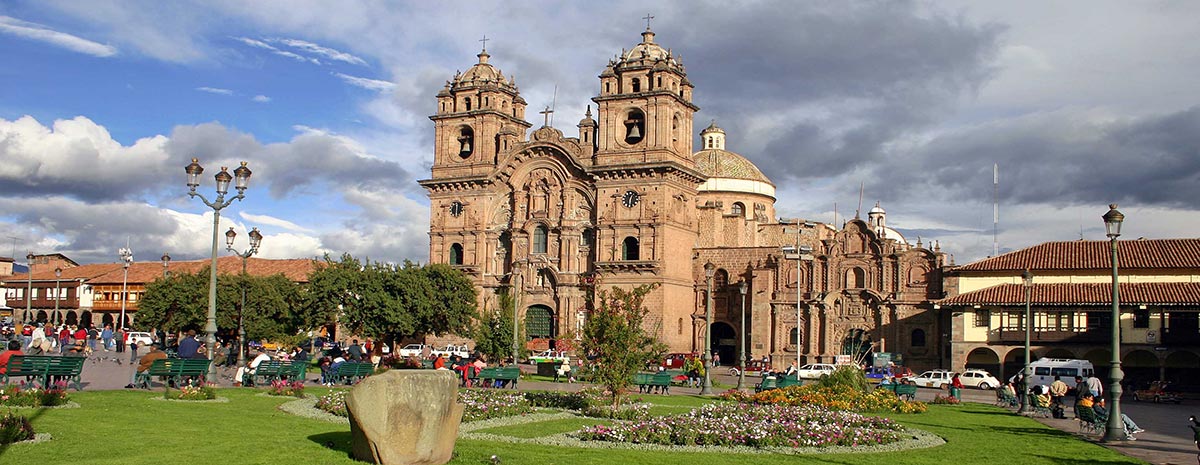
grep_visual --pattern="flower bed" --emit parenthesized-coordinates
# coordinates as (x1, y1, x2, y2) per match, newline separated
(315, 390, 348, 417)
(460, 389, 534, 421)
(577, 402, 906, 448)
(0, 382, 70, 407)
(931, 394, 960, 405)
(268, 380, 305, 398)
(0, 411, 35, 445)
(741, 385, 927, 414)
(164, 383, 218, 401)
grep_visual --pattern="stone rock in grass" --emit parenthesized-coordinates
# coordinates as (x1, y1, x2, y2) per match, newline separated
(346, 370, 464, 465)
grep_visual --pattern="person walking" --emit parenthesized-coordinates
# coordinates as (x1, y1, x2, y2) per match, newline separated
(86, 325, 98, 352)
(101, 325, 113, 352)
(1049, 376, 1069, 418)
(116, 327, 126, 353)
(950, 373, 965, 400)
(1086, 374, 1104, 398)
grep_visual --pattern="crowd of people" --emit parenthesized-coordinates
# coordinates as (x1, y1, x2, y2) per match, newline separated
(1005, 372, 1144, 440)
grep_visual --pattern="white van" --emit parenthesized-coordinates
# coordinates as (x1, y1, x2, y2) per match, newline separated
(1025, 358, 1095, 387)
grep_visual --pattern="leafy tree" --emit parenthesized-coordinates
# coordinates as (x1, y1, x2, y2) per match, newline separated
(474, 289, 521, 363)
(581, 284, 667, 408)
(138, 267, 306, 344)
(138, 272, 209, 333)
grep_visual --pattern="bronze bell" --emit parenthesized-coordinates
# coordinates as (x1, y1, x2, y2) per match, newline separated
(626, 124, 641, 139)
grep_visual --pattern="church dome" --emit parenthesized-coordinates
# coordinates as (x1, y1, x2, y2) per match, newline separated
(615, 28, 683, 73)
(693, 149, 774, 185)
(452, 50, 517, 92)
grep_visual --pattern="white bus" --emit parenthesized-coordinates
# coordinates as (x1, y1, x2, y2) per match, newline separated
(1025, 358, 1096, 387)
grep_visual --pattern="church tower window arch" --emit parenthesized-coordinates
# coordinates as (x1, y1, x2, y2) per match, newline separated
(533, 225, 549, 254)
(449, 243, 464, 265)
(624, 109, 645, 144)
(731, 202, 745, 217)
(846, 267, 866, 289)
(622, 236, 640, 260)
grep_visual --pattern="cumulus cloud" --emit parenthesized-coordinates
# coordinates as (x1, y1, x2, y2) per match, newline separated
(239, 211, 312, 233)
(0, 15, 117, 57)
(251, 95, 271, 103)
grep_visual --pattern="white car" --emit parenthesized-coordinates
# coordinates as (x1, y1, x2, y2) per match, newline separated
(959, 369, 1000, 390)
(396, 343, 427, 358)
(528, 350, 569, 364)
(910, 370, 954, 389)
(432, 344, 470, 359)
(125, 331, 154, 347)
(796, 363, 837, 379)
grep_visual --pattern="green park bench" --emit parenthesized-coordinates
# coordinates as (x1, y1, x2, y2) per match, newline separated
(875, 382, 918, 400)
(1, 355, 86, 390)
(776, 375, 802, 389)
(285, 360, 309, 382)
(250, 360, 296, 385)
(332, 361, 375, 385)
(474, 366, 520, 388)
(136, 358, 212, 389)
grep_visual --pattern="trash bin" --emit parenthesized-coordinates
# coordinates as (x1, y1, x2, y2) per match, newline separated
(536, 362, 557, 377)
(950, 386, 961, 399)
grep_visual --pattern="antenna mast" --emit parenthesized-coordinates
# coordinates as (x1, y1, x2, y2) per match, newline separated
(549, 84, 558, 127)
(856, 182, 864, 219)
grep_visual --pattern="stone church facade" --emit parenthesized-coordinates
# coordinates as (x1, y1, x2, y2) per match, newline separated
(420, 26, 949, 371)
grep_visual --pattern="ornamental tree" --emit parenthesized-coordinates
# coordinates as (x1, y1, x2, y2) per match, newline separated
(581, 284, 667, 408)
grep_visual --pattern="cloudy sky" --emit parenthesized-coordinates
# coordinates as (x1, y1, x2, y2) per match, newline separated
(2, 1, 1198, 267)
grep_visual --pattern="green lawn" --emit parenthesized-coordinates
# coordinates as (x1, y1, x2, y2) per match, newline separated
(0, 389, 1144, 465)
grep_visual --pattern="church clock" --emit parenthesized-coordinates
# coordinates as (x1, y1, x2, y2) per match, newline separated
(621, 190, 640, 208)
(449, 201, 464, 217)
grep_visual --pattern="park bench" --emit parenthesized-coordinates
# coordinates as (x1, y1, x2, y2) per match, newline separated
(755, 376, 777, 392)
(332, 361, 375, 385)
(247, 360, 309, 385)
(136, 358, 212, 389)
(633, 371, 673, 394)
(875, 382, 918, 400)
(1, 355, 86, 390)
(474, 366, 520, 389)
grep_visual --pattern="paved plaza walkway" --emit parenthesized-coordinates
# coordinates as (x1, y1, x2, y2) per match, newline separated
(67, 354, 1197, 464)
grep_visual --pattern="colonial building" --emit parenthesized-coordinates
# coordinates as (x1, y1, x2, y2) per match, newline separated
(940, 238, 1200, 386)
(420, 26, 949, 370)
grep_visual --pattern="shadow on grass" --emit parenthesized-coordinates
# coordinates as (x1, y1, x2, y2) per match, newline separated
(309, 431, 354, 456)
(1031, 455, 1142, 465)
(990, 425, 1076, 438)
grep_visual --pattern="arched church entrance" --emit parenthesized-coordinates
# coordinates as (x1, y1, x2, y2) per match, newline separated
(524, 304, 555, 349)
(710, 322, 735, 366)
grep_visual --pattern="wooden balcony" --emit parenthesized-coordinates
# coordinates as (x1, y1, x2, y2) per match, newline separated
(1161, 327, 1200, 345)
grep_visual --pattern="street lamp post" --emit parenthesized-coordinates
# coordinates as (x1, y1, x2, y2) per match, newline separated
(185, 157, 252, 382)
(226, 226, 262, 367)
(736, 279, 748, 391)
(118, 247, 133, 331)
(54, 267, 62, 325)
(701, 261, 716, 395)
(1102, 204, 1126, 442)
(511, 269, 521, 366)
(25, 252, 33, 324)
(1018, 269, 1033, 414)
(161, 253, 171, 278)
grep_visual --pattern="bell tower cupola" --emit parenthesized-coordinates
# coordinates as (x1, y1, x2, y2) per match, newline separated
(430, 42, 532, 179)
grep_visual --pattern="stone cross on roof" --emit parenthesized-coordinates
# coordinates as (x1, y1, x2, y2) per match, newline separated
(478, 35, 489, 52)
(643, 13, 654, 30)
(539, 106, 553, 127)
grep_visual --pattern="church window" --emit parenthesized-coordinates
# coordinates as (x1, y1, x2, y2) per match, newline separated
(622, 236, 640, 260)
(974, 308, 990, 328)
(707, 139, 713, 148)
(624, 109, 645, 144)
(911, 329, 926, 347)
(790, 327, 801, 347)
(657, 76, 662, 88)
(678, 318, 684, 335)
(847, 267, 866, 288)
(714, 269, 728, 289)
(533, 226, 548, 254)
(731, 202, 745, 217)
(631, 78, 641, 92)
(605, 82, 611, 94)
(581, 229, 594, 248)
(449, 243, 463, 265)
(464, 97, 472, 111)
(484, 96, 489, 107)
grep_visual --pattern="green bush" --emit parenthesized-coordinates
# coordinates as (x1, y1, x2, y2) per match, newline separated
(522, 391, 590, 410)
(815, 365, 870, 393)
(0, 412, 35, 444)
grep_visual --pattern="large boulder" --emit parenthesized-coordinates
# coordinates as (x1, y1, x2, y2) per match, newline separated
(345, 370, 464, 465)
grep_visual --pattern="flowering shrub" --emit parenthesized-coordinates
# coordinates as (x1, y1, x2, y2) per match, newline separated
(379, 355, 423, 370)
(578, 402, 905, 448)
(315, 390, 349, 417)
(931, 394, 961, 405)
(523, 390, 590, 410)
(0, 411, 35, 445)
(717, 388, 755, 403)
(269, 380, 305, 398)
(748, 385, 927, 414)
(0, 382, 70, 407)
(581, 402, 651, 420)
(459, 389, 534, 421)
(164, 383, 217, 401)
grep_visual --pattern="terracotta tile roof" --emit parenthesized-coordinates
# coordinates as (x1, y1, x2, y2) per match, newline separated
(954, 239, 1200, 272)
(3, 256, 318, 285)
(939, 282, 1200, 306)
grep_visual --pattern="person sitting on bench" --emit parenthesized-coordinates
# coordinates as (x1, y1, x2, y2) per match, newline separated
(125, 344, 167, 389)
(235, 349, 272, 386)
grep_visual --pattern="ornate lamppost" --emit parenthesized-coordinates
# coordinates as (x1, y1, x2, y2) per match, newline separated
(736, 279, 748, 391)
(161, 253, 171, 278)
(185, 157, 252, 382)
(1102, 204, 1126, 442)
(226, 226, 262, 366)
(700, 261, 716, 395)
(1018, 269, 1033, 414)
(118, 247, 133, 330)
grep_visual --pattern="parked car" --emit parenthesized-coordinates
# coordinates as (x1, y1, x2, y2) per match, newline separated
(432, 344, 470, 359)
(910, 369, 955, 389)
(528, 349, 570, 364)
(728, 360, 771, 377)
(796, 363, 837, 379)
(958, 369, 1000, 389)
(1133, 381, 1182, 404)
(662, 352, 698, 369)
(397, 343, 427, 358)
(125, 331, 154, 347)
